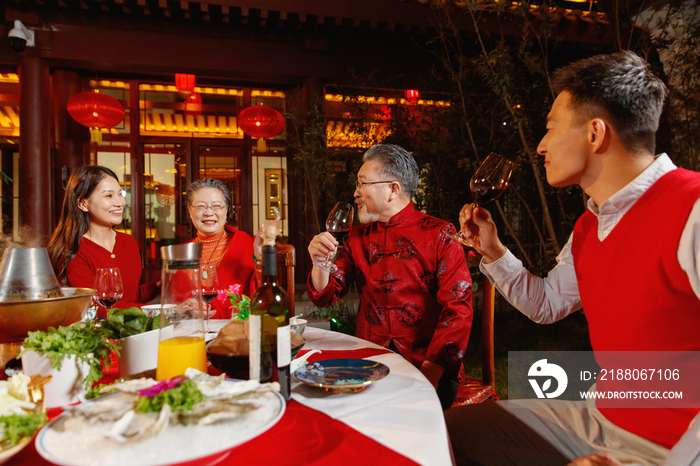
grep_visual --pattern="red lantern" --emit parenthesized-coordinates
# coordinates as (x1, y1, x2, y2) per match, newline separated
(175, 73, 196, 98)
(67, 90, 125, 143)
(185, 93, 202, 117)
(237, 104, 284, 139)
(67, 90, 125, 129)
(380, 105, 392, 120)
(405, 89, 421, 104)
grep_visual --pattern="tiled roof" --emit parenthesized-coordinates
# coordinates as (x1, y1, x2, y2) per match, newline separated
(5, 0, 639, 44)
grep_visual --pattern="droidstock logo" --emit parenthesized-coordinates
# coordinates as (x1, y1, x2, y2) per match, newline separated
(528, 359, 568, 399)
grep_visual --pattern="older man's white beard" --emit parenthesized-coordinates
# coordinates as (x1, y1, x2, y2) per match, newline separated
(358, 210, 380, 224)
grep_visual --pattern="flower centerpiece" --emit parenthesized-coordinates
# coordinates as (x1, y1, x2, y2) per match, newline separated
(222, 284, 250, 321)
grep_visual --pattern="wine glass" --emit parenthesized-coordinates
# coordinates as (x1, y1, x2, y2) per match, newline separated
(314, 202, 354, 273)
(470, 152, 514, 207)
(200, 264, 221, 331)
(93, 268, 124, 320)
(444, 152, 514, 246)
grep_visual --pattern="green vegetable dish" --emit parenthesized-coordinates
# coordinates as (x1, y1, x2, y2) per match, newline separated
(100, 307, 167, 340)
(0, 412, 46, 449)
(0, 373, 47, 450)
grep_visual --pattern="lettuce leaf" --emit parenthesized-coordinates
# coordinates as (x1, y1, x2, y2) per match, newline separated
(100, 307, 166, 340)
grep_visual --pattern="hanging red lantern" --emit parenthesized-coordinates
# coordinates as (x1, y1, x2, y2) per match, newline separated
(184, 93, 202, 117)
(175, 73, 196, 98)
(380, 105, 392, 120)
(67, 90, 125, 143)
(237, 103, 285, 139)
(405, 89, 421, 104)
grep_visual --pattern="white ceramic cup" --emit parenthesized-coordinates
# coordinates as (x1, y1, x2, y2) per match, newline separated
(141, 304, 177, 319)
(290, 318, 307, 336)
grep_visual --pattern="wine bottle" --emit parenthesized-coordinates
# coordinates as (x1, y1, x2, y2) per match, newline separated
(250, 225, 291, 400)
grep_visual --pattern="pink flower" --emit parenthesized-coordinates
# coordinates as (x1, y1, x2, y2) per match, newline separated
(228, 284, 242, 295)
(139, 376, 188, 397)
(228, 292, 251, 321)
(217, 289, 228, 301)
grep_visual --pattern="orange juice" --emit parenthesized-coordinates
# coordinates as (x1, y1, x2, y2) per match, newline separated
(156, 336, 207, 381)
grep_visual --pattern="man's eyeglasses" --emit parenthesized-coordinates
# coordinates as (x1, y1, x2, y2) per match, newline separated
(355, 180, 396, 189)
(191, 203, 227, 213)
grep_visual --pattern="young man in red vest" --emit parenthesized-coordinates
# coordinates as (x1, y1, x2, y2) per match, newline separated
(447, 51, 700, 465)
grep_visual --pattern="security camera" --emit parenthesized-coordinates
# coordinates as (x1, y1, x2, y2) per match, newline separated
(7, 20, 35, 53)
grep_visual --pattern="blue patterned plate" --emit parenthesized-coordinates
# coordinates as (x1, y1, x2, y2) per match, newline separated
(293, 358, 390, 393)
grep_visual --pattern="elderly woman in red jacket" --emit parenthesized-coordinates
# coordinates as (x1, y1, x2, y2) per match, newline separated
(185, 178, 273, 319)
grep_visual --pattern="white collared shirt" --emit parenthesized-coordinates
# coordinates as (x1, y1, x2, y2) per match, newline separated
(480, 153, 700, 323)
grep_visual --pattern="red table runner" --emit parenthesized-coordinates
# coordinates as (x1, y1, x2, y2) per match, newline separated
(9, 347, 418, 466)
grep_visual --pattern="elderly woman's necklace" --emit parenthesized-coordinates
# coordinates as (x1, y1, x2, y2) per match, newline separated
(201, 233, 224, 279)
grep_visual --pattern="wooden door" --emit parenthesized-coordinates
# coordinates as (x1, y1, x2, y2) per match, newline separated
(192, 140, 252, 235)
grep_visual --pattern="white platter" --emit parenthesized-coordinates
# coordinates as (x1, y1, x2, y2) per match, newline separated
(35, 383, 285, 466)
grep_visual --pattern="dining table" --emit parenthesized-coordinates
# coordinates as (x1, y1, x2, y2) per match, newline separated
(7, 322, 453, 466)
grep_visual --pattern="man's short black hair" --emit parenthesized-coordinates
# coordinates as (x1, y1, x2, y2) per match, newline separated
(552, 51, 667, 154)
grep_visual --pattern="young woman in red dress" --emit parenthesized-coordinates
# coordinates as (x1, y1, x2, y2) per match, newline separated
(48, 166, 159, 316)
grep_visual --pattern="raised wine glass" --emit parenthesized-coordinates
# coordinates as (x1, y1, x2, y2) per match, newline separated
(470, 152, 514, 207)
(444, 152, 514, 247)
(93, 267, 124, 320)
(314, 202, 354, 273)
(200, 264, 221, 331)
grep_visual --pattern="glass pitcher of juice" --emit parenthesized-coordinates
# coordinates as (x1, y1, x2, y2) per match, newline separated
(156, 243, 207, 381)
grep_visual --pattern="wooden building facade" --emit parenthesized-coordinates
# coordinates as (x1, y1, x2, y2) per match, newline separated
(0, 0, 624, 285)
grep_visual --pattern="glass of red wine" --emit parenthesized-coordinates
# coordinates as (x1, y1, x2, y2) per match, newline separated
(314, 202, 354, 273)
(200, 264, 221, 330)
(470, 152, 514, 206)
(444, 152, 514, 247)
(93, 268, 124, 320)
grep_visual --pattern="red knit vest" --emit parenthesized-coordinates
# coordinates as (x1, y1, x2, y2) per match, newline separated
(572, 168, 700, 448)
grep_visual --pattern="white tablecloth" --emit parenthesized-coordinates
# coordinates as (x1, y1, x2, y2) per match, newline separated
(207, 321, 452, 465)
(292, 327, 452, 466)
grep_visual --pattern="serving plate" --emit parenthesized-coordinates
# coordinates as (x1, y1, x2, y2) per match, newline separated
(293, 358, 390, 393)
(35, 381, 285, 466)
